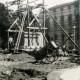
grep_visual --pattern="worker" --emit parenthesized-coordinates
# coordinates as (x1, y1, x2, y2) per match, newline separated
(62, 45, 68, 56)
(9, 36, 14, 52)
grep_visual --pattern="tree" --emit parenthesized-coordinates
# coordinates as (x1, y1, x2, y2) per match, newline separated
(0, 3, 10, 49)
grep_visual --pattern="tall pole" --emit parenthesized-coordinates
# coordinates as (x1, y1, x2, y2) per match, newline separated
(43, 0, 45, 46)
(73, 26, 76, 50)
(17, 0, 20, 10)
(27, 0, 30, 46)
(79, 0, 80, 48)
(8, 32, 9, 50)
(78, 0, 80, 61)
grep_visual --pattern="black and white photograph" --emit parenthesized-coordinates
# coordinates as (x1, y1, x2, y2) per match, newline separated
(0, 0, 80, 80)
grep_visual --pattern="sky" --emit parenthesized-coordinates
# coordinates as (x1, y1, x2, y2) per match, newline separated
(0, 0, 75, 11)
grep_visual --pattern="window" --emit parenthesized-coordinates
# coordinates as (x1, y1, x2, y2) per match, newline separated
(75, 15, 79, 26)
(54, 16, 57, 20)
(54, 16, 57, 28)
(75, 1, 79, 8)
(53, 8, 56, 12)
(54, 34, 57, 41)
(60, 15, 64, 27)
(60, 7, 63, 11)
(54, 21, 56, 26)
(62, 34, 64, 42)
(68, 14, 72, 26)
(68, 5, 71, 9)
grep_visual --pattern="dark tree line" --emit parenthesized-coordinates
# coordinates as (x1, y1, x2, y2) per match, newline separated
(0, 3, 10, 49)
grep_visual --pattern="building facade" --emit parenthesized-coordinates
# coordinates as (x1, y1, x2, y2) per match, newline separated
(48, 0, 80, 49)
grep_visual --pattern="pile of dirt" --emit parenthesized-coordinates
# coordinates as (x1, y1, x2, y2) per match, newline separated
(0, 68, 46, 80)
(0, 70, 30, 80)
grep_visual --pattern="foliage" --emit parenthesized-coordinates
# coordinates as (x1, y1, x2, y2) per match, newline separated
(0, 3, 10, 49)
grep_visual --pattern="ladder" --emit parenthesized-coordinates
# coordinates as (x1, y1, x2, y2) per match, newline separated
(14, 12, 27, 52)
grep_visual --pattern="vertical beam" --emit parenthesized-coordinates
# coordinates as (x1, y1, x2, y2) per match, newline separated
(17, 0, 20, 10)
(73, 26, 76, 50)
(8, 32, 9, 50)
(79, 0, 80, 47)
(27, 0, 30, 46)
(43, 0, 46, 46)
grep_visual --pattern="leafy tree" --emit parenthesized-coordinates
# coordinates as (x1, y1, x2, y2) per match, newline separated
(0, 3, 10, 49)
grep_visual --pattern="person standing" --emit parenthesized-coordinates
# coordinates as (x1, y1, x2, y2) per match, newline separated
(9, 36, 13, 52)
(62, 45, 68, 56)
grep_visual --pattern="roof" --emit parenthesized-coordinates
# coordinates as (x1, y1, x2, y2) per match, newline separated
(49, 1, 76, 10)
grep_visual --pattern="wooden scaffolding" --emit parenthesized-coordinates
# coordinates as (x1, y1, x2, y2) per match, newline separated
(7, 0, 48, 52)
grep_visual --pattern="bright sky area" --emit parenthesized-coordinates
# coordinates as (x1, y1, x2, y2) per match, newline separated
(0, 0, 75, 11)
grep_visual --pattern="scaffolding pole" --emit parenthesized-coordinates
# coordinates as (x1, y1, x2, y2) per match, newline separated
(8, 32, 9, 50)
(45, 8, 80, 60)
(79, 0, 80, 48)
(43, 0, 46, 46)
(27, 0, 30, 46)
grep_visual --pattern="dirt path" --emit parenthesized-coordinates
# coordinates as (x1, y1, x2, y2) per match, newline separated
(0, 52, 79, 80)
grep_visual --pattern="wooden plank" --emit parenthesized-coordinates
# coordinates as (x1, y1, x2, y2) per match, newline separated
(7, 30, 23, 32)
(27, 27, 47, 29)
(8, 17, 19, 30)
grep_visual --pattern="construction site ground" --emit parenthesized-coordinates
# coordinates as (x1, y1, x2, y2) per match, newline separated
(0, 50, 80, 80)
